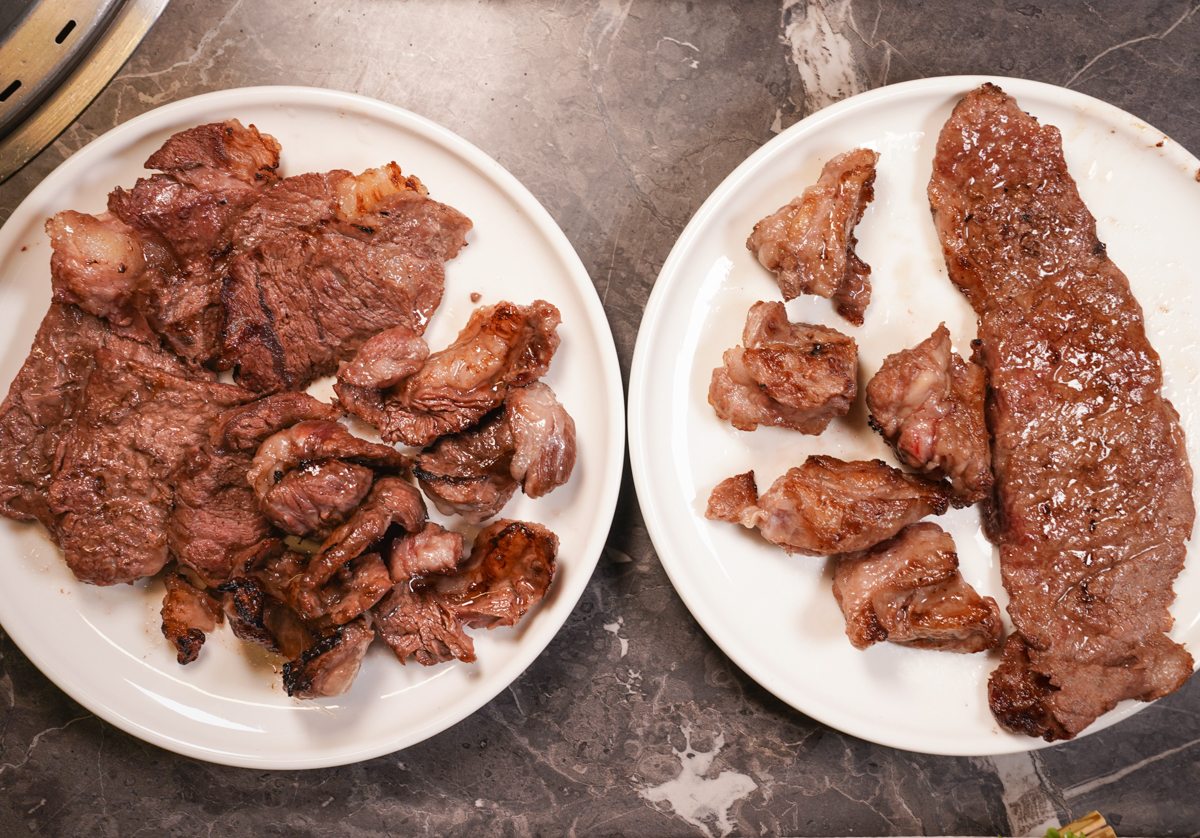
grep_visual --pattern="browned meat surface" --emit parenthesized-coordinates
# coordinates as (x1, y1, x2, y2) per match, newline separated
(247, 419, 408, 537)
(439, 519, 558, 629)
(219, 540, 317, 660)
(414, 381, 576, 523)
(337, 324, 429, 389)
(832, 522, 1002, 653)
(335, 300, 561, 446)
(211, 391, 343, 452)
(160, 571, 224, 664)
(389, 522, 464, 580)
(866, 323, 992, 505)
(106, 120, 282, 363)
(374, 583, 477, 665)
(47, 347, 255, 586)
(374, 519, 557, 666)
(0, 304, 193, 531)
(169, 393, 342, 585)
(746, 148, 879, 325)
(282, 617, 375, 699)
(289, 476, 427, 620)
(219, 165, 472, 392)
(706, 455, 951, 556)
(929, 83, 1195, 740)
(709, 301, 856, 433)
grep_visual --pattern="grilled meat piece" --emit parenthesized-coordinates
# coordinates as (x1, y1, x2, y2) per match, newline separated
(746, 148, 879, 325)
(160, 570, 224, 664)
(335, 300, 561, 446)
(414, 381, 576, 523)
(832, 522, 1002, 652)
(929, 83, 1195, 740)
(709, 301, 856, 433)
(706, 455, 951, 556)
(866, 323, 992, 505)
(282, 617, 375, 699)
(388, 522, 464, 580)
(47, 347, 255, 586)
(219, 164, 471, 392)
(337, 324, 429, 389)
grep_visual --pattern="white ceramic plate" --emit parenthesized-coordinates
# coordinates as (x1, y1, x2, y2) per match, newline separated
(0, 87, 624, 768)
(629, 76, 1200, 756)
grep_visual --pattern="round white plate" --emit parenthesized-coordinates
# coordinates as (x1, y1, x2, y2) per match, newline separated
(0, 87, 624, 769)
(629, 76, 1200, 756)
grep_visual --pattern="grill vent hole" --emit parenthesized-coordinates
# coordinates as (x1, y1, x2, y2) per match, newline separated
(55, 20, 77, 45)
(0, 80, 21, 102)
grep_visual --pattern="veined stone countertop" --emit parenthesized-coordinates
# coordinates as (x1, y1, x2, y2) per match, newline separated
(1, 1, 1198, 835)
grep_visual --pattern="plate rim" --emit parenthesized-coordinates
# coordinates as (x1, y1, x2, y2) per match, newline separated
(628, 74, 1200, 756)
(0, 85, 626, 769)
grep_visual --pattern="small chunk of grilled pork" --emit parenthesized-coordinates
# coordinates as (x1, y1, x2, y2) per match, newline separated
(334, 300, 561, 446)
(414, 382, 576, 523)
(866, 323, 992, 505)
(709, 301, 857, 433)
(706, 456, 951, 556)
(160, 571, 224, 664)
(282, 617, 375, 699)
(746, 148, 879, 325)
(247, 419, 409, 537)
(831, 522, 1002, 652)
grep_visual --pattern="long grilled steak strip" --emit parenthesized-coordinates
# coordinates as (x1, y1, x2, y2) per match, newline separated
(928, 83, 1195, 741)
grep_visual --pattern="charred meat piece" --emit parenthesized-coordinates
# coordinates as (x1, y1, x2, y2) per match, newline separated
(289, 476, 427, 620)
(335, 300, 561, 446)
(106, 120, 282, 363)
(437, 519, 558, 630)
(389, 522, 464, 581)
(247, 419, 409, 537)
(47, 348, 255, 586)
(709, 301, 857, 433)
(866, 323, 992, 506)
(160, 571, 224, 664)
(0, 304, 194, 531)
(306, 551, 394, 628)
(219, 164, 472, 392)
(831, 522, 1002, 653)
(706, 455, 950, 556)
(414, 381, 576, 523)
(374, 519, 557, 666)
(930, 83, 1195, 740)
(282, 617, 375, 699)
(746, 148, 879, 325)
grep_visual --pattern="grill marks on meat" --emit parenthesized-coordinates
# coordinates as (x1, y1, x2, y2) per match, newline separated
(374, 519, 557, 665)
(160, 570, 224, 664)
(47, 348, 255, 586)
(106, 120, 282, 363)
(746, 148, 878, 325)
(832, 522, 1002, 653)
(414, 381, 576, 523)
(709, 301, 857, 433)
(706, 456, 950, 556)
(219, 166, 472, 392)
(866, 323, 992, 506)
(929, 83, 1195, 739)
(335, 300, 562, 446)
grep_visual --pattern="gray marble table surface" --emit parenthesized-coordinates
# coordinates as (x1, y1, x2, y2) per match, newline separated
(1, 1, 1199, 835)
